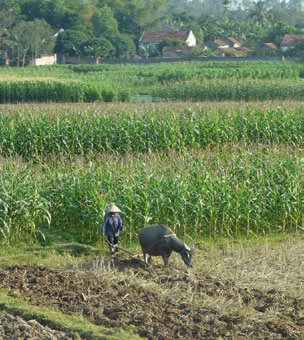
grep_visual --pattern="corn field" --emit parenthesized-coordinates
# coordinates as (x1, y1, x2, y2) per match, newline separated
(152, 80, 304, 101)
(0, 99, 302, 246)
(0, 102, 301, 158)
(0, 61, 303, 103)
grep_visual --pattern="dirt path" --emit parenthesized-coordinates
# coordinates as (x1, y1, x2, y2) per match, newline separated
(0, 257, 303, 339)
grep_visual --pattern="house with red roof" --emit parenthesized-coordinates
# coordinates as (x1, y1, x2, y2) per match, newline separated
(281, 34, 304, 52)
(138, 30, 196, 57)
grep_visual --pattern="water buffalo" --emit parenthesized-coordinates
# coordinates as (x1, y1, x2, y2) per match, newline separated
(138, 224, 194, 267)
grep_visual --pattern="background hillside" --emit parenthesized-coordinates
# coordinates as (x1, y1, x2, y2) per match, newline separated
(0, 0, 303, 64)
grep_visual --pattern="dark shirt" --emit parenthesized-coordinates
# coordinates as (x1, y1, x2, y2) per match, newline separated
(102, 213, 123, 236)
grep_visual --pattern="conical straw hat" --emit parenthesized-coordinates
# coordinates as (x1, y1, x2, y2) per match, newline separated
(108, 203, 121, 213)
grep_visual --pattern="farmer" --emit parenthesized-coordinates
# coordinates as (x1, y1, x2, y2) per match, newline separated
(102, 203, 123, 255)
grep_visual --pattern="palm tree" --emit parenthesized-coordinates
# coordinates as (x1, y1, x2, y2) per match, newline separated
(222, 0, 230, 20)
(246, 1, 272, 26)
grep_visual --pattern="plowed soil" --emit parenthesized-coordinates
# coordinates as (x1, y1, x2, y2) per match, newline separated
(0, 252, 303, 340)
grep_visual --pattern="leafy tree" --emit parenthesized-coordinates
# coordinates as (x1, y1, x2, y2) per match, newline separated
(0, 8, 15, 31)
(30, 19, 55, 57)
(246, 1, 273, 26)
(54, 29, 90, 56)
(75, 4, 95, 33)
(19, 0, 85, 30)
(110, 34, 136, 58)
(0, 0, 304, 61)
(57, 0, 92, 31)
(114, 0, 165, 36)
(0, 0, 21, 12)
(222, 0, 230, 19)
(80, 37, 115, 61)
(91, 5, 119, 38)
(0, 8, 17, 63)
(11, 19, 55, 66)
(202, 0, 228, 18)
(166, 12, 197, 30)
(200, 17, 226, 41)
(244, 22, 267, 48)
(18, 0, 43, 19)
(286, 0, 302, 10)
(94, 0, 123, 10)
(264, 21, 296, 46)
(0, 34, 13, 64)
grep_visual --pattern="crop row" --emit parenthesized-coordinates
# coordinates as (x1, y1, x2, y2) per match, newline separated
(0, 81, 130, 103)
(152, 80, 304, 101)
(136, 61, 304, 82)
(0, 104, 301, 158)
(0, 145, 301, 245)
(1, 61, 302, 79)
(2, 80, 303, 104)
(0, 79, 303, 103)
(68, 61, 304, 81)
(0, 61, 303, 103)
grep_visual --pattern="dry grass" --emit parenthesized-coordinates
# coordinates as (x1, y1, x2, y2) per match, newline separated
(198, 235, 304, 297)
(1, 234, 303, 339)
(54, 234, 303, 299)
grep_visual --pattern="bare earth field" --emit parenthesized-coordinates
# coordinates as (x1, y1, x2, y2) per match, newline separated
(0, 236, 303, 339)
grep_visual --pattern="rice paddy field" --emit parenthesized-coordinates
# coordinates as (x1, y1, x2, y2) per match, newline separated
(0, 60, 303, 339)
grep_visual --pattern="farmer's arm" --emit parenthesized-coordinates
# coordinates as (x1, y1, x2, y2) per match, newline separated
(118, 215, 123, 232)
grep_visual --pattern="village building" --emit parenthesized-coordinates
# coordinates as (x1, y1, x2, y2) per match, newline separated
(256, 42, 279, 56)
(224, 37, 241, 48)
(162, 46, 195, 58)
(138, 30, 196, 57)
(280, 34, 304, 52)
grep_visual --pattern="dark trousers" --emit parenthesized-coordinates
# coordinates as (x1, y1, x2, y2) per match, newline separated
(107, 235, 119, 246)
(107, 235, 119, 254)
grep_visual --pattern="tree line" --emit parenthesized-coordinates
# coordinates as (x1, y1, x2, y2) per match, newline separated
(0, 0, 303, 65)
